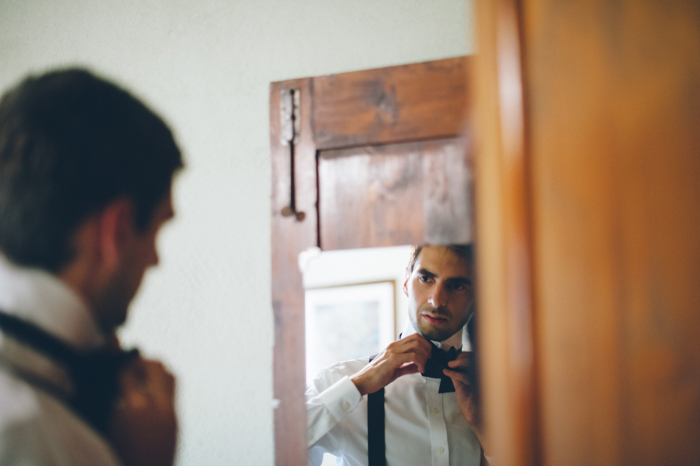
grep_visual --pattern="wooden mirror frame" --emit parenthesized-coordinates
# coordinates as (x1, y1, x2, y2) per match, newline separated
(269, 57, 477, 465)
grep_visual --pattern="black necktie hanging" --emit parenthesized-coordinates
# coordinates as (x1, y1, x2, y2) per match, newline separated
(0, 311, 138, 435)
(366, 339, 461, 466)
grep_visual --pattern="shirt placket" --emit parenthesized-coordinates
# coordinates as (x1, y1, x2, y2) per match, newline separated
(425, 378, 449, 466)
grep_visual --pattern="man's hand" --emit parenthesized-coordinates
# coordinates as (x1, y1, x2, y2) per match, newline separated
(444, 352, 489, 453)
(350, 334, 432, 396)
(108, 358, 178, 466)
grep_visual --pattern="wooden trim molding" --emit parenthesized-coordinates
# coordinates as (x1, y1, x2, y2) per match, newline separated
(472, 0, 541, 464)
(270, 77, 317, 466)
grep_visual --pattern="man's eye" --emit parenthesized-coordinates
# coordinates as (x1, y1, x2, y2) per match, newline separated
(418, 275, 430, 283)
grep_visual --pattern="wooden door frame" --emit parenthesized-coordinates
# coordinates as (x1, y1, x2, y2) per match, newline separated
(270, 57, 471, 465)
(472, 1, 541, 464)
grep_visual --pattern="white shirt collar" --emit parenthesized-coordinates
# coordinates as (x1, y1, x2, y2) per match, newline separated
(0, 254, 105, 349)
(399, 320, 471, 351)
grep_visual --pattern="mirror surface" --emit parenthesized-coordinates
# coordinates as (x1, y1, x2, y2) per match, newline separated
(301, 245, 412, 384)
(301, 245, 412, 466)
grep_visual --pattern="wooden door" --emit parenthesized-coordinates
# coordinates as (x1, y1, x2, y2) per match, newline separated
(473, 1, 700, 465)
(270, 56, 472, 465)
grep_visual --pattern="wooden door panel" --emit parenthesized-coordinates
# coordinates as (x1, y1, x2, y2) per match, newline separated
(318, 138, 471, 250)
(313, 57, 469, 150)
(525, 1, 700, 462)
(319, 143, 425, 249)
(474, 0, 700, 465)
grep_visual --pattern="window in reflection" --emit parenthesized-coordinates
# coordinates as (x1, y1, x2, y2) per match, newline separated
(301, 245, 412, 386)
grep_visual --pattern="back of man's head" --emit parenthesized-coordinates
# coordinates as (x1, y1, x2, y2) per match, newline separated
(0, 69, 183, 273)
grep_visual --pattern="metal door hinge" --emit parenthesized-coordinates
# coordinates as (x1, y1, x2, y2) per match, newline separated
(279, 88, 305, 221)
(280, 88, 300, 146)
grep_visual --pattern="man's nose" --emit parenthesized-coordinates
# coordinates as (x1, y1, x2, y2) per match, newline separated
(428, 283, 448, 308)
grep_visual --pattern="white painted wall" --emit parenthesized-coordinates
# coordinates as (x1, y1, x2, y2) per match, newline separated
(0, 1, 472, 464)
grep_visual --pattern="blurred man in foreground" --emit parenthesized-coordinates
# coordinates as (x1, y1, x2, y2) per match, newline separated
(0, 69, 182, 465)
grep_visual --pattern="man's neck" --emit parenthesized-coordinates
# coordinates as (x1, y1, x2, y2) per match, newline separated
(439, 331, 463, 352)
(401, 321, 466, 351)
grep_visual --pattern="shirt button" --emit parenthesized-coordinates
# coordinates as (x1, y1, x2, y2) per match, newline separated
(437, 447, 445, 455)
(342, 401, 351, 410)
(432, 407, 439, 414)
(308, 434, 314, 442)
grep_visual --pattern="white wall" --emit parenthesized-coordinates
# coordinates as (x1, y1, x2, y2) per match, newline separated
(0, 1, 473, 464)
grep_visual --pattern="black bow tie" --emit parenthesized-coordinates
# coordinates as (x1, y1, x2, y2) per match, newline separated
(70, 347, 139, 434)
(0, 311, 138, 435)
(421, 344, 459, 393)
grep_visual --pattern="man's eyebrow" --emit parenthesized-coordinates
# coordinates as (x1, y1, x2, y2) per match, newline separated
(447, 277, 473, 286)
(416, 268, 472, 284)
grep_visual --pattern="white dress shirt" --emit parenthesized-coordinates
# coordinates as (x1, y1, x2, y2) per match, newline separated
(0, 254, 122, 465)
(306, 323, 482, 466)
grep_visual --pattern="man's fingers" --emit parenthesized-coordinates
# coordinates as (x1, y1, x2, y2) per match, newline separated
(142, 361, 176, 398)
(396, 363, 420, 378)
(387, 335, 432, 363)
(447, 353, 473, 371)
(119, 358, 176, 409)
(390, 334, 432, 355)
(444, 369, 472, 392)
(382, 343, 430, 371)
(390, 342, 431, 362)
(392, 351, 428, 373)
(119, 365, 150, 408)
(446, 360, 470, 372)
(138, 361, 176, 408)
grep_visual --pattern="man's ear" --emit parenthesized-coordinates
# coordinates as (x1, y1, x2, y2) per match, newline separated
(96, 198, 136, 272)
(403, 274, 409, 297)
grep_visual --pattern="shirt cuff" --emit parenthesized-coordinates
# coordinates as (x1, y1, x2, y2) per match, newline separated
(318, 375, 362, 422)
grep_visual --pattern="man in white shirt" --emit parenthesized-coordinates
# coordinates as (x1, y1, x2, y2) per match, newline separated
(0, 69, 183, 465)
(307, 245, 489, 465)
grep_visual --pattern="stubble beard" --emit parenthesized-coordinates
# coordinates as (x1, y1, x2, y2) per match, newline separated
(93, 267, 139, 333)
(413, 304, 459, 342)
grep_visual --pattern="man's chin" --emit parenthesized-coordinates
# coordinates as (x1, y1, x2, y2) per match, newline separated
(417, 324, 454, 343)
(93, 301, 129, 334)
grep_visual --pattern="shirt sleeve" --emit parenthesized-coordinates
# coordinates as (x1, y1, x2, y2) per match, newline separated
(306, 364, 363, 464)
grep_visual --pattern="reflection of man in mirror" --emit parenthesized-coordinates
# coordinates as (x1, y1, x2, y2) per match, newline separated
(0, 70, 182, 465)
(307, 245, 489, 465)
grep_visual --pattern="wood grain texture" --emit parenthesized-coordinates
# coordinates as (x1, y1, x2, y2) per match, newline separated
(318, 138, 471, 250)
(472, 0, 540, 465)
(312, 57, 470, 150)
(475, 0, 700, 464)
(522, 1, 700, 464)
(270, 78, 317, 466)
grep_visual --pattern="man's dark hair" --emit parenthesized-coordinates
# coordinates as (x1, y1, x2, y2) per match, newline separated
(406, 244, 473, 275)
(0, 68, 183, 273)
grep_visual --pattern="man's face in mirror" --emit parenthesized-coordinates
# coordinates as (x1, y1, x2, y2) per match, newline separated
(403, 246, 474, 342)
